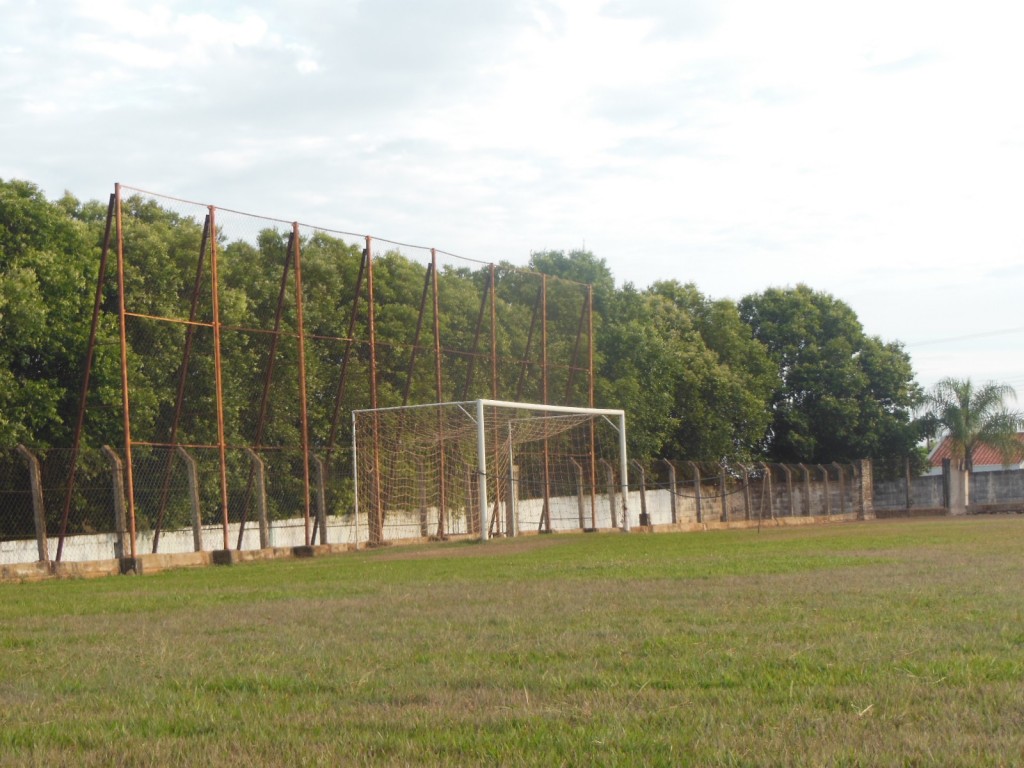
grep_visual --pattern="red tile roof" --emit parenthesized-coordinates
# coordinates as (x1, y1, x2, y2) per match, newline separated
(929, 433, 1024, 467)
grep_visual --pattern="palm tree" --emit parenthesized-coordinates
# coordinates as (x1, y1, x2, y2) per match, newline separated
(925, 378, 1023, 472)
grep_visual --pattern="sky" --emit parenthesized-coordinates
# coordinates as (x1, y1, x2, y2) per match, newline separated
(2, 0, 1023, 394)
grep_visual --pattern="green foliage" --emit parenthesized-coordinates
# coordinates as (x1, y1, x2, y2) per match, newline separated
(0, 180, 117, 452)
(924, 377, 1023, 472)
(0, 182, 931, 497)
(738, 284, 925, 472)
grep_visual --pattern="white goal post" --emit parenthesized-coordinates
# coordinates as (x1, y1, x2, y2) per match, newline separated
(352, 399, 631, 544)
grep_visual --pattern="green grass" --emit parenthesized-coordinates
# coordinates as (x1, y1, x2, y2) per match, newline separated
(2, 517, 1024, 766)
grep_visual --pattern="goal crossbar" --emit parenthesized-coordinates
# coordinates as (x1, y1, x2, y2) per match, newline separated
(357, 399, 626, 419)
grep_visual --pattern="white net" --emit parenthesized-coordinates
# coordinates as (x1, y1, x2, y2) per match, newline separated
(352, 400, 628, 544)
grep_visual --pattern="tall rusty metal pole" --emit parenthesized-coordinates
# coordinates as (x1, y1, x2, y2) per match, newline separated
(293, 223, 313, 547)
(490, 264, 498, 400)
(540, 274, 551, 532)
(431, 248, 447, 537)
(366, 238, 379, 412)
(488, 264, 502, 535)
(57, 193, 115, 562)
(514, 285, 542, 402)
(461, 277, 490, 400)
(587, 285, 597, 528)
(325, 251, 366, 453)
(236, 233, 293, 549)
(366, 238, 384, 543)
(402, 263, 433, 405)
(564, 290, 588, 403)
(114, 184, 138, 560)
(153, 215, 211, 552)
(208, 206, 231, 552)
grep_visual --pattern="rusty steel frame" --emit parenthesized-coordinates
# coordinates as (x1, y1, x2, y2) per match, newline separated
(235, 231, 294, 549)
(514, 283, 543, 402)
(488, 264, 504, 535)
(563, 290, 589, 403)
(207, 206, 231, 552)
(78, 187, 600, 554)
(152, 214, 211, 552)
(57, 193, 116, 562)
(540, 275, 552, 533)
(403, 262, 433, 406)
(114, 184, 139, 559)
(460, 275, 491, 401)
(325, 247, 367, 454)
(431, 248, 447, 537)
(292, 223, 314, 547)
(367, 237, 385, 544)
(587, 286, 597, 528)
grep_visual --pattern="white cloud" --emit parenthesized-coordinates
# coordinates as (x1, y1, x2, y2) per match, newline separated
(2, 0, 1023, 388)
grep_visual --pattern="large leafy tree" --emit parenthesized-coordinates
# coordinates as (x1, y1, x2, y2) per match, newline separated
(924, 378, 1022, 472)
(0, 180, 120, 452)
(646, 281, 775, 458)
(738, 284, 924, 472)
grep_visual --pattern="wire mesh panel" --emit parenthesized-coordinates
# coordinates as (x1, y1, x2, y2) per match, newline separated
(353, 400, 626, 545)
(0, 450, 36, 565)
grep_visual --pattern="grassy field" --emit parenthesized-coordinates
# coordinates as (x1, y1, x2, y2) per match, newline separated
(1, 517, 1023, 766)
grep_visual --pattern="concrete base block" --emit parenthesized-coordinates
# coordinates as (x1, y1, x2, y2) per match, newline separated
(53, 559, 120, 579)
(292, 545, 316, 558)
(212, 549, 242, 566)
(119, 557, 143, 575)
(0, 561, 52, 582)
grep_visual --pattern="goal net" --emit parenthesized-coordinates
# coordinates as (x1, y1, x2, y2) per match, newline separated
(352, 400, 630, 545)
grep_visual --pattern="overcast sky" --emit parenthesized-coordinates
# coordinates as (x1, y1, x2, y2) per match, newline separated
(3, 0, 1023, 394)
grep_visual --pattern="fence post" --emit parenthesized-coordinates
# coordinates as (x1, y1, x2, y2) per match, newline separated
(719, 466, 728, 522)
(688, 462, 703, 524)
(739, 463, 752, 521)
(417, 459, 430, 537)
(571, 459, 587, 529)
(632, 460, 649, 526)
(244, 449, 269, 549)
(311, 455, 329, 545)
(507, 464, 518, 537)
(174, 447, 203, 553)
(849, 462, 862, 519)
(780, 464, 795, 517)
(661, 459, 677, 524)
(600, 459, 618, 529)
(759, 462, 774, 520)
(832, 462, 846, 516)
(798, 463, 811, 516)
(855, 460, 874, 519)
(817, 465, 831, 518)
(16, 445, 49, 563)
(102, 446, 128, 559)
(904, 456, 913, 511)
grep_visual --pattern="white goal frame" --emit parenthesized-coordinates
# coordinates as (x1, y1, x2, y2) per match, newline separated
(351, 399, 631, 543)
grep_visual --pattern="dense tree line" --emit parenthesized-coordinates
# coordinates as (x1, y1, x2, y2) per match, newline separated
(0, 179, 928, 482)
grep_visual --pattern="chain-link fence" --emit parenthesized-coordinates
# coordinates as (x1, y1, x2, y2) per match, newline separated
(1, 185, 880, 571)
(1, 447, 121, 566)
(3, 442, 876, 568)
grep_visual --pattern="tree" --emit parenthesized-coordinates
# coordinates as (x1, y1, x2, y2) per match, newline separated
(0, 180, 119, 452)
(924, 378, 1022, 472)
(647, 280, 775, 460)
(738, 284, 924, 472)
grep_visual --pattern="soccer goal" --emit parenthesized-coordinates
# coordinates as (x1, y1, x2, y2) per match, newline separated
(352, 400, 630, 545)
